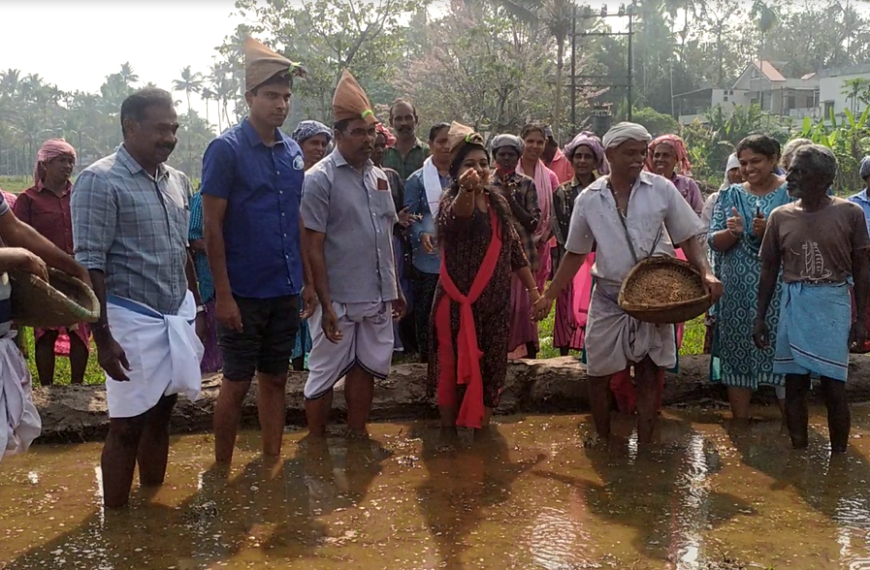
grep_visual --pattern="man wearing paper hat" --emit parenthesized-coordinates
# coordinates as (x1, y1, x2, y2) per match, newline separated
(300, 69, 406, 437)
(202, 37, 311, 465)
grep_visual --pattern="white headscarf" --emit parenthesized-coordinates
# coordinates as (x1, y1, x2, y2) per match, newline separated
(721, 153, 740, 189)
(602, 122, 652, 149)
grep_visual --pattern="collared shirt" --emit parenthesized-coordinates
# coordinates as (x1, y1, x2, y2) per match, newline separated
(13, 182, 74, 254)
(71, 144, 191, 315)
(201, 118, 304, 299)
(490, 171, 540, 270)
(300, 150, 398, 303)
(565, 171, 703, 285)
(383, 139, 430, 180)
(188, 192, 214, 303)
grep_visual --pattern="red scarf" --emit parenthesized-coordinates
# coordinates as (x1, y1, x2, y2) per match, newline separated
(435, 203, 502, 429)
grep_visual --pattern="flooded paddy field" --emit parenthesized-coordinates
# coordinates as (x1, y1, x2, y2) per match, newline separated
(3, 407, 870, 569)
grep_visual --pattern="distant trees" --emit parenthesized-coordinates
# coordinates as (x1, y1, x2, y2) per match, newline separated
(4, 0, 870, 180)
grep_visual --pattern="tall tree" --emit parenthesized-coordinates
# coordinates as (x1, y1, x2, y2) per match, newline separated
(494, 0, 573, 139)
(173, 66, 203, 117)
(232, 0, 428, 122)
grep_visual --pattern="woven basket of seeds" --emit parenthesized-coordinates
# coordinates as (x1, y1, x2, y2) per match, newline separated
(618, 256, 712, 324)
(10, 268, 100, 328)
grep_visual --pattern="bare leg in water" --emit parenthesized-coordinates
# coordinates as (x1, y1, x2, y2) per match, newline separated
(785, 374, 811, 449)
(345, 365, 374, 436)
(101, 394, 177, 508)
(587, 374, 612, 440)
(726, 386, 753, 427)
(634, 357, 661, 444)
(820, 377, 850, 453)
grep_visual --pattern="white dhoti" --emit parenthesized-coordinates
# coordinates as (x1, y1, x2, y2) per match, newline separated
(305, 301, 394, 400)
(0, 333, 41, 464)
(584, 281, 675, 377)
(105, 292, 204, 419)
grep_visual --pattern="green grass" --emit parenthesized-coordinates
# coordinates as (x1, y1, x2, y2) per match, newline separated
(537, 306, 706, 359)
(16, 327, 105, 386)
(0, 176, 32, 194)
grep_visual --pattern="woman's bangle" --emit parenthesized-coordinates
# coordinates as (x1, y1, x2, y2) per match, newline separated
(727, 229, 742, 237)
(527, 286, 539, 294)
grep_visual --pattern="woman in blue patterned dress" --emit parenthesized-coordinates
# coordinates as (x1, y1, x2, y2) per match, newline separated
(709, 135, 791, 423)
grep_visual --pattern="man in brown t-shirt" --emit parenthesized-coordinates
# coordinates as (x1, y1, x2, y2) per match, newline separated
(755, 144, 870, 453)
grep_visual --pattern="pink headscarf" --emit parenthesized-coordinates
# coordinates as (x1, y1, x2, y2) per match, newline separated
(646, 134, 692, 177)
(34, 139, 76, 183)
(564, 132, 609, 175)
(376, 123, 396, 147)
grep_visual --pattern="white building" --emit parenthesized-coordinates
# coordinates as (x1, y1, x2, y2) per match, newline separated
(673, 60, 869, 125)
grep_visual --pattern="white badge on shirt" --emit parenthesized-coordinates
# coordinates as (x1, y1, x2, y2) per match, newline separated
(293, 155, 305, 171)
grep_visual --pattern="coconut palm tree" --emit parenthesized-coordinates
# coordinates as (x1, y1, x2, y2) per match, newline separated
(200, 87, 215, 127)
(173, 66, 203, 117)
(119, 62, 139, 88)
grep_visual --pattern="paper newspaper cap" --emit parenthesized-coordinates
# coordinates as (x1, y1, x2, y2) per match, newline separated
(446, 121, 485, 154)
(332, 69, 377, 125)
(244, 37, 306, 92)
(9, 268, 100, 328)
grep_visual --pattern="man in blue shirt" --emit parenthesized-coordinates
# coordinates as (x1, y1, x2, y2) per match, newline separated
(202, 38, 309, 465)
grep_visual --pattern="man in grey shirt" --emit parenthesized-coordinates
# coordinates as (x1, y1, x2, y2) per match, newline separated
(72, 88, 205, 508)
(300, 70, 406, 437)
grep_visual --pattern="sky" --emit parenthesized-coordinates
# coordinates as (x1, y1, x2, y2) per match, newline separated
(0, 0, 650, 124)
(0, 0, 246, 118)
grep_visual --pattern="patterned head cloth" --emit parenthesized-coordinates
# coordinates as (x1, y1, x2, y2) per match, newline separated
(290, 120, 333, 144)
(490, 134, 524, 155)
(646, 134, 692, 176)
(602, 122, 651, 149)
(34, 138, 76, 183)
(332, 69, 377, 125)
(446, 121, 485, 154)
(861, 156, 870, 180)
(376, 123, 396, 147)
(564, 131, 609, 175)
(244, 37, 305, 93)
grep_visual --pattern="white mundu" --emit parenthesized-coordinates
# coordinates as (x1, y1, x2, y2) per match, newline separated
(105, 291, 204, 418)
(304, 301, 394, 400)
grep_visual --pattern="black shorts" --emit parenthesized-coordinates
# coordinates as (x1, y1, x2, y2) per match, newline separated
(217, 295, 299, 381)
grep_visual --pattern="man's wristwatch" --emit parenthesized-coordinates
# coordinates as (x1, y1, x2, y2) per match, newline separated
(196, 305, 206, 314)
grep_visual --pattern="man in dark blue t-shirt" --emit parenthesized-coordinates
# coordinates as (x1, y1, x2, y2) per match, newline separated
(202, 37, 309, 465)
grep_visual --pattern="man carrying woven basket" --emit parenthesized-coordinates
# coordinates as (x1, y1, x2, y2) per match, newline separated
(533, 122, 723, 444)
(755, 145, 870, 453)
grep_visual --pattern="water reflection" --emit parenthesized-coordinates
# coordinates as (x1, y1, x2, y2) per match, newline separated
(5, 435, 389, 569)
(413, 426, 545, 570)
(3, 413, 870, 569)
(532, 416, 749, 569)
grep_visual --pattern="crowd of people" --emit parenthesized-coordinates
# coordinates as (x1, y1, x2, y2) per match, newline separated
(2, 37, 870, 509)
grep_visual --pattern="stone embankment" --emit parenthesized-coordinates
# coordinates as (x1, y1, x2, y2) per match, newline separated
(32, 355, 870, 443)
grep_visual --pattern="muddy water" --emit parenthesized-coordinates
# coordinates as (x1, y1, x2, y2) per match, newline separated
(3, 408, 870, 570)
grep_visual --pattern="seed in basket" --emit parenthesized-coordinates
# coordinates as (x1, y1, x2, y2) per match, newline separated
(623, 267, 705, 306)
